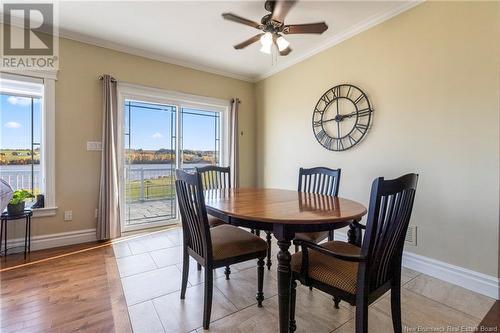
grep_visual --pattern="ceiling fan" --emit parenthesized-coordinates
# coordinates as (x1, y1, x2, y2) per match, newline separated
(222, 0, 328, 56)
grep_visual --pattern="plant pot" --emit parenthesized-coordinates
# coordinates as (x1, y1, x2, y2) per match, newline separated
(7, 201, 25, 215)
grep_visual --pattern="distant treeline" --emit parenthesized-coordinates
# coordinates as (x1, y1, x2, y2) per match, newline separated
(0, 149, 40, 165)
(126, 148, 216, 165)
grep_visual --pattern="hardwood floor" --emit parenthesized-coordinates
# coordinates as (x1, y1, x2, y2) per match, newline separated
(0, 241, 110, 270)
(0, 241, 132, 333)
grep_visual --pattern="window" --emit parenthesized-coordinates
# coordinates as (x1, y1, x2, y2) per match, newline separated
(0, 72, 56, 216)
(181, 108, 221, 168)
(117, 83, 229, 231)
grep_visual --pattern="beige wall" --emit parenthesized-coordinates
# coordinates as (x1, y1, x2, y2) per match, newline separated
(255, 2, 500, 277)
(25, 37, 256, 237)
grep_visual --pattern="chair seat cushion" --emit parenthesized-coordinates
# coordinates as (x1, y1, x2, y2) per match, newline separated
(291, 241, 360, 294)
(211, 225, 267, 261)
(294, 231, 329, 243)
(207, 215, 225, 228)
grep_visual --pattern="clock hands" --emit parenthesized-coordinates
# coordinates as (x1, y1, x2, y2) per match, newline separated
(321, 108, 372, 123)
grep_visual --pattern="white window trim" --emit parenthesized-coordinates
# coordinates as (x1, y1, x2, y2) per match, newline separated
(117, 82, 230, 232)
(1, 71, 58, 218)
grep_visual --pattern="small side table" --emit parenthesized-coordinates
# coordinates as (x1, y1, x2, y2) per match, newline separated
(1, 209, 33, 258)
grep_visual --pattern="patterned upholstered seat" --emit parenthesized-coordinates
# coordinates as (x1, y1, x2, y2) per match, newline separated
(211, 225, 268, 261)
(291, 241, 360, 294)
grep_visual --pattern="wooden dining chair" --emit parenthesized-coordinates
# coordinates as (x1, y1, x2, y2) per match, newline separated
(197, 165, 275, 273)
(294, 167, 341, 252)
(289, 174, 418, 333)
(196, 165, 231, 228)
(176, 169, 267, 329)
(196, 165, 233, 277)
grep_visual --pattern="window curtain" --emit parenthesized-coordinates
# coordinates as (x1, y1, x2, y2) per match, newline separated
(229, 98, 240, 188)
(97, 75, 121, 240)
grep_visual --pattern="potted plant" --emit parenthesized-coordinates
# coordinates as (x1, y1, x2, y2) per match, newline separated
(7, 190, 34, 215)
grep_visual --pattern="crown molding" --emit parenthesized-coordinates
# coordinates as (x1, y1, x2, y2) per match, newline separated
(255, 0, 423, 82)
(57, 28, 255, 83)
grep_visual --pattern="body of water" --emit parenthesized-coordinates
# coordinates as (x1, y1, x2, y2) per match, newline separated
(0, 163, 213, 188)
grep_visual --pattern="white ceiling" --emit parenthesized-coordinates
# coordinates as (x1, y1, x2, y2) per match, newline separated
(54, 1, 419, 81)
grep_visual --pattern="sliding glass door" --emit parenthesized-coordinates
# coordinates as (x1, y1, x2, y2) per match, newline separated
(180, 108, 220, 171)
(123, 100, 177, 229)
(119, 87, 228, 232)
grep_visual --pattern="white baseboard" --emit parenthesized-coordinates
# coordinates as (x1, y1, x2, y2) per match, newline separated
(334, 231, 499, 300)
(402, 251, 499, 300)
(5, 228, 97, 252)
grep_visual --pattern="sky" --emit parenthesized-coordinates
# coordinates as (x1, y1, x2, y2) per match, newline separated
(123, 101, 219, 151)
(1, 94, 41, 149)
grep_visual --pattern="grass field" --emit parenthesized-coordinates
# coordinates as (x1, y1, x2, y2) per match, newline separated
(126, 177, 175, 201)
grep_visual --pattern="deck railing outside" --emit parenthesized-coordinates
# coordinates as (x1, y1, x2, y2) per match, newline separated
(0, 168, 40, 193)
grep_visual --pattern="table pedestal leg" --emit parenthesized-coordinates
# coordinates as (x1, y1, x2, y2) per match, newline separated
(276, 238, 292, 333)
(274, 224, 296, 333)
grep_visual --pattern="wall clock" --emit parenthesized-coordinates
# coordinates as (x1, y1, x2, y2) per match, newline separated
(312, 84, 373, 151)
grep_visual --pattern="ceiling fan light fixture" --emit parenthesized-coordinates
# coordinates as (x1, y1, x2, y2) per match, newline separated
(276, 36, 290, 51)
(259, 43, 272, 54)
(260, 32, 273, 47)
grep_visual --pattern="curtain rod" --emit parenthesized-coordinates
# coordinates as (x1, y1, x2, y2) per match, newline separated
(98, 75, 116, 82)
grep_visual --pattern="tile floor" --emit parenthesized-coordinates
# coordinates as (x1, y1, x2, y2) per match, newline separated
(113, 227, 496, 333)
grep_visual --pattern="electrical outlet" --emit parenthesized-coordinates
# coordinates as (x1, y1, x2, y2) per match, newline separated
(64, 210, 73, 221)
(94, 208, 98, 219)
(405, 226, 417, 246)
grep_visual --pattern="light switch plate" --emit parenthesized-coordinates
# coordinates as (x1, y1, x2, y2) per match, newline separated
(87, 141, 102, 151)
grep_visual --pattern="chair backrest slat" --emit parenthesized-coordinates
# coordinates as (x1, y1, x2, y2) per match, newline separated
(298, 167, 341, 196)
(360, 174, 418, 292)
(196, 165, 231, 190)
(175, 170, 212, 261)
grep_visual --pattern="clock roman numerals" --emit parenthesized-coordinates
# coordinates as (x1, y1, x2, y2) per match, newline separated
(356, 108, 372, 117)
(313, 121, 322, 128)
(321, 93, 332, 105)
(330, 86, 341, 98)
(312, 84, 373, 152)
(354, 94, 365, 105)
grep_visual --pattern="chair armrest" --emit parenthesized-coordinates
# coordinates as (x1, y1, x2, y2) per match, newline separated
(350, 218, 366, 229)
(293, 239, 367, 263)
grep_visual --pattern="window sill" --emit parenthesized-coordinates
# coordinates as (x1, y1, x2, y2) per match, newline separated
(32, 207, 57, 218)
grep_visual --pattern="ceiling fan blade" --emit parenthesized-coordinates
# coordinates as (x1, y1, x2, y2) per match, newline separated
(222, 13, 261, 29)
(279, 46, 292, 56)
(271, 0, 296, 23)
(234, 33, 265, 49)
(284, 22, 328, 34)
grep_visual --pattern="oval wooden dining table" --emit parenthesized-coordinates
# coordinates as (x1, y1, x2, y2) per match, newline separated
(205, 188, 367, 333)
